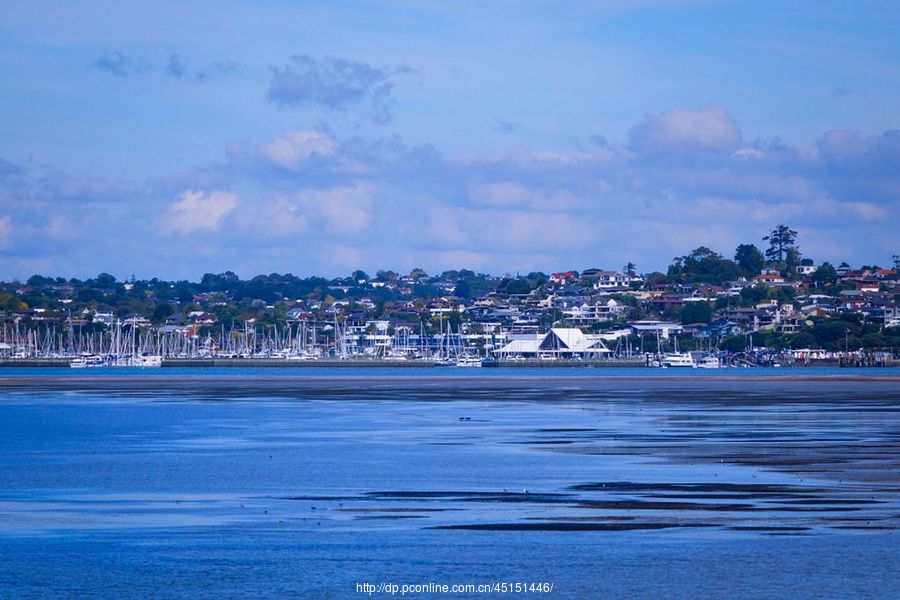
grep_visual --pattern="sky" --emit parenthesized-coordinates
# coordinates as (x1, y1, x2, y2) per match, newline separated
(1, 0, 899, 281)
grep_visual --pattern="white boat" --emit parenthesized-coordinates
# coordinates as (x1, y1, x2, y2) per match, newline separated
(138, 354, 162, 367)
(454, 355, 483, 368)
(70, 355, 105, 368)
(661, 352, 695, 368)
(696, 355, 721, 369)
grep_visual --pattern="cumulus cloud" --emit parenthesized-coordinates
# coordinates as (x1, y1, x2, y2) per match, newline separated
(160, 190, 238, 235)
(4, 104, 899, 279)
(629, 104, 743, 154)
(258, 130, 337, 169)
(236, 183, 374, 240)
(214, 111, 897, 271)
(293, 183, 374, 234)
(0, 163, 139, 207)
(469, 182, 582, 209)
(817, 128, 900, 168)
(267, 55, 411, 124)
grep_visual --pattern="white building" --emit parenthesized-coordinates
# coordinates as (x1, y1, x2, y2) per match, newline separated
(628, 320, 683, 339)
(586, 270, 642, 289)
(563, 299, 627, 324)
(495, 328, 611, 359)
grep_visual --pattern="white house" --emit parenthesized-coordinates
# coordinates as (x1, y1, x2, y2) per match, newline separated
(563, 299, 627, 324)
(586, 270, 641, 289)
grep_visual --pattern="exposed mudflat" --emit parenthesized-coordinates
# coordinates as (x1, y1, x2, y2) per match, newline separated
(2, 374, 896, 537)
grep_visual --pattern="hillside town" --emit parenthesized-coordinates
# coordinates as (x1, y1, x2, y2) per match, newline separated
(2, 226, 898, 367)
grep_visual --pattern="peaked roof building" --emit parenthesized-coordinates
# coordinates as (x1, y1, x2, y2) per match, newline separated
(496, 328, 610, 358)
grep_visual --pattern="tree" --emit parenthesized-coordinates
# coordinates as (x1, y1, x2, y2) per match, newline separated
(351, 270, 370, 282)
(27, 275, 54, 287)
(812, 262, 837, 283)
(95, 272, 117, 289)
(681, 301, 712, 324)
(152, 303, 175, 322)
(623, 262, 637, 277)
(644, 271, 668, 287)
(722, 334, 749, 353)
(789, 332, 817, 349)
(667, 247, 740, 285)
(734, 244, 765, 276)
(763, 225, 798, 263)
(504, 278, 531, 295)
(0, 292, 21, 312)
(785, 247, 802, 275)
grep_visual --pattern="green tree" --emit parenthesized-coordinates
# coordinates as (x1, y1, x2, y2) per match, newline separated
(734, 244, 765, 276)
(763, 225, 798, 263)
(152, 302, 175, 323)
(861, 333, 887, 349)
(26, 275, 54, 287)
(667, 247, 740, 285)
(812, 262, 837, 283)
(95, 272, 118, 289)
(375, 270, 399, 282)
(505, 278, 531, 295)
(789, 332, 817, 349)
(623, 262, 637, 277)
(0, 292, 21, 311)
(644, 271, 668, 286)
(681, 301, 713, 324)
(722, 334, 749, 353)
(785, 247, 802, 276)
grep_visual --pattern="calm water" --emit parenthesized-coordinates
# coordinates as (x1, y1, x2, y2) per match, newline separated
(1, 369, 898, 598)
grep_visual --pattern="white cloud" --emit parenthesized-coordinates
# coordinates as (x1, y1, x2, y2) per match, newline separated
(293, 183, 373, 234)
(845, 201, 888, 221)
(469, 182, 583, 209)
(44, 215, 79, 241)
(259, 129, 336, 169)
(160, 190, 238, 235)
(629, 104, 743, 153)
(328, 245, 363, 268)
(240, 195, 308, 236)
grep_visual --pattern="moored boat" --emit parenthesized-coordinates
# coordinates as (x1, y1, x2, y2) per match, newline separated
(70, 355, 105, 368)
(660, 352, 695, 368)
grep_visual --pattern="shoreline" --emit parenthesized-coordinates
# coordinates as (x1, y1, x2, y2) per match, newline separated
(2, 374, 899, 386)
(0, 358, 895, 369)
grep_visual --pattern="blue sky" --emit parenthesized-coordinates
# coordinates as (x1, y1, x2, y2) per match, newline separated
(1, 0, 899, 280)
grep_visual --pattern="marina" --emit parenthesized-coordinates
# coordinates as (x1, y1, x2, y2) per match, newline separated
(1, 321, 894, 369)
